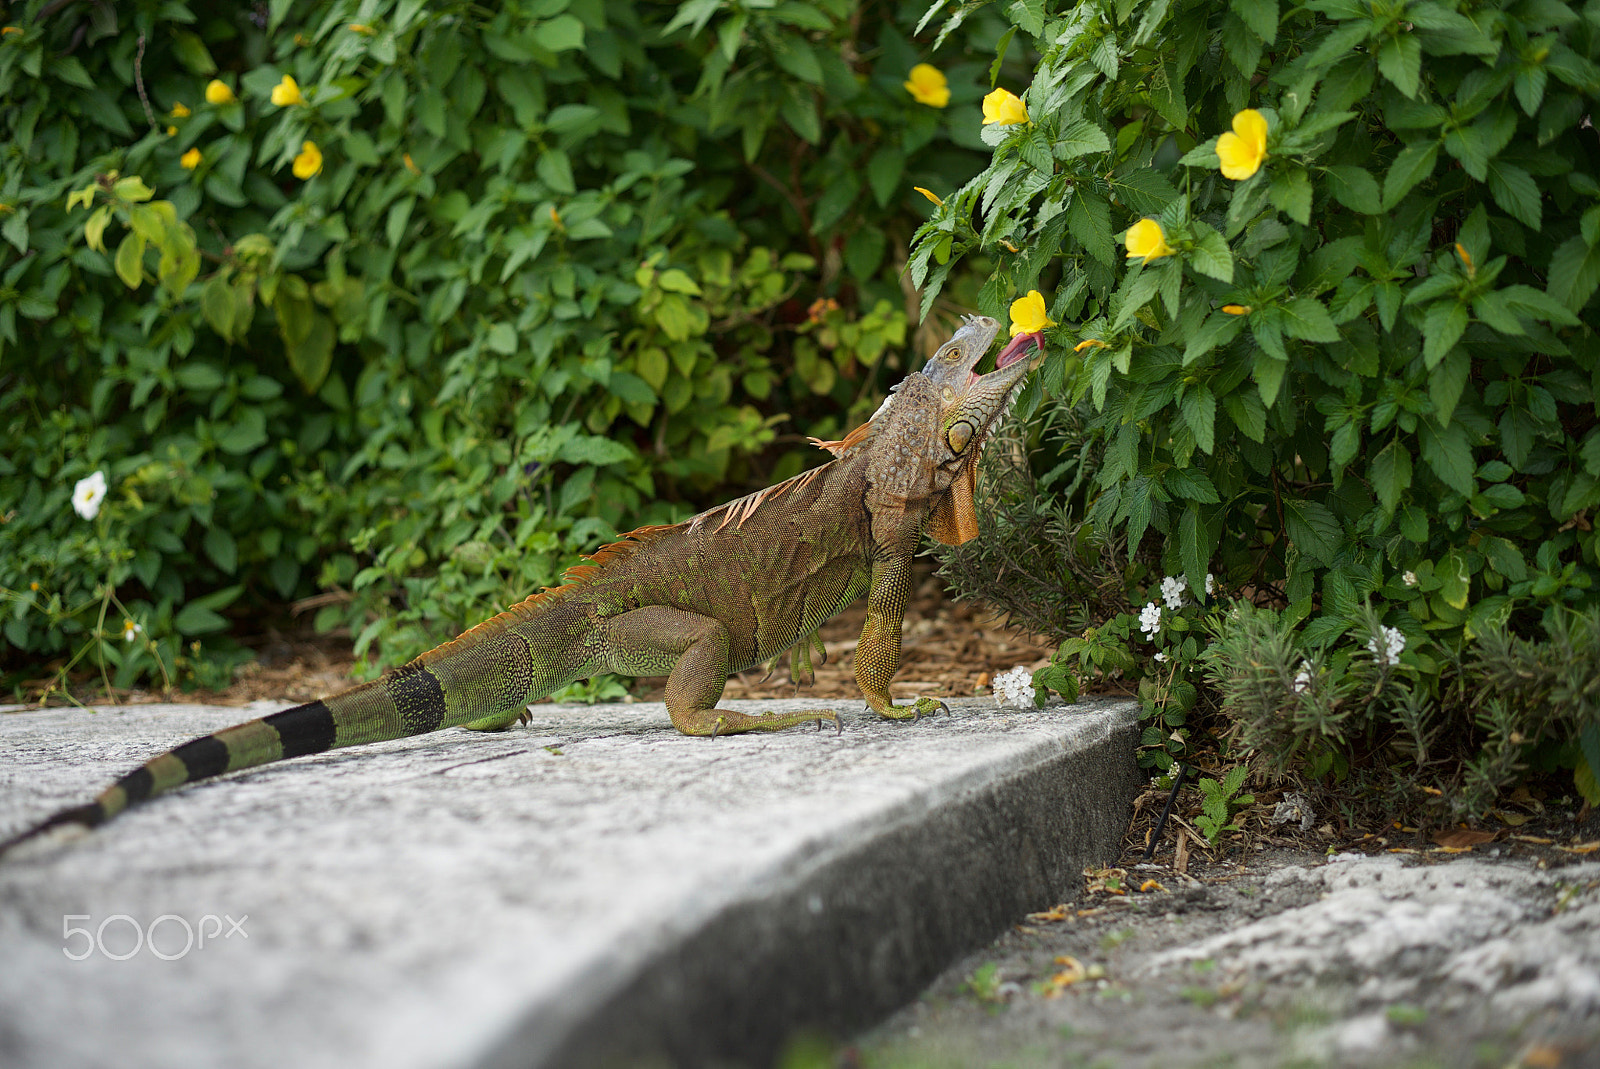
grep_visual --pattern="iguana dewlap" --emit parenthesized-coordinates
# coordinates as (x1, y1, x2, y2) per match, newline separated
(2, 316, 1042, 854)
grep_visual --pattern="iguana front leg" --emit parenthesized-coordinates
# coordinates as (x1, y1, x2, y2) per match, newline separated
(855, 554, 948, 721)
(600, 605, 839, 736)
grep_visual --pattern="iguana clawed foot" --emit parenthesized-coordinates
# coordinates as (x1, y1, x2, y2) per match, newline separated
(875, 696, 950, 722)
(460, 708, 534, 732)
(673, 706, 840, 737)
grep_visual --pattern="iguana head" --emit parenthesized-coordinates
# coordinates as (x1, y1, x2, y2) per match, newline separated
(860, 314, 1045, 549)
(919, 315, 1043, 545)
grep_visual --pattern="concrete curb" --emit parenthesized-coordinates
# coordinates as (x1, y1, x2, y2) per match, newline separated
(0, 696, 1140, 1069)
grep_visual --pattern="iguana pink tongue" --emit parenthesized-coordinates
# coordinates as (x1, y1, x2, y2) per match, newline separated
(967, 330, 1043, 386)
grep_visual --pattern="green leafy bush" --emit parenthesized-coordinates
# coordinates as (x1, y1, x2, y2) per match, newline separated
(925, 0, 1600, 815)
(1, 0, 1012, 692)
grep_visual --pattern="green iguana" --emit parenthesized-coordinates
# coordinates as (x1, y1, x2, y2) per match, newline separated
(1, 315, 1042, 855)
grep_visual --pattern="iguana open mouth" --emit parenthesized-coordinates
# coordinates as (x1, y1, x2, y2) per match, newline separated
(994, 330, 1044, 370)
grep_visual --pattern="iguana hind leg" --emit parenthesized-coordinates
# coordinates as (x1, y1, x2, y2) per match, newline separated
(599, 605, 839, 736)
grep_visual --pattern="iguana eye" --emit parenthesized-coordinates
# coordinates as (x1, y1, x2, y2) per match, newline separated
(946, 420, 974, 453)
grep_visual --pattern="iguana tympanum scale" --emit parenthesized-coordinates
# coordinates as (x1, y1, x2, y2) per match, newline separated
(1, 316, 1041, 855)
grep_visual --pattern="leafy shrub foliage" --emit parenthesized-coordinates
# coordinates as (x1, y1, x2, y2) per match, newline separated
(926, 0, 1600, 814)
(1, 0, 1012, 692)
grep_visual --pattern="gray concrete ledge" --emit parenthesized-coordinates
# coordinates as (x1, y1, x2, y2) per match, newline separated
(0, 696, 1140, 1069)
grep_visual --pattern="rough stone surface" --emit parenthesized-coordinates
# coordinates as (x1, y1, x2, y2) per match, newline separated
(858, 848, 1600, 1068)
(0, 696, 1141, 1069)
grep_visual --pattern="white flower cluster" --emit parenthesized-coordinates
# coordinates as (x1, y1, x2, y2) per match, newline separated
(1160, 574, 1187, 610)
(1205, 572, 1216, 595)
(1368, 626, 1406, 666)
(73, 471, 107, 520)
(1139, 602, 1162, 637)
(993, 665, 1038, 709)
(1292, 664, 1313, 692)
(1153, 651, 1168, 663)
(1402, 570, 1418, 587)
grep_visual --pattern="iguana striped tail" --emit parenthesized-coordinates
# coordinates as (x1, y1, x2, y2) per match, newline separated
(0, 696, 353, 855)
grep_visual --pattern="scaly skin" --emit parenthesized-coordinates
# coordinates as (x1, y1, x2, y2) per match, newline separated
(0, 316, 1043, 855)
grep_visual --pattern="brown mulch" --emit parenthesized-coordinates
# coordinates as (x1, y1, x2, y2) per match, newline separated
(24, 563, 1056, 709)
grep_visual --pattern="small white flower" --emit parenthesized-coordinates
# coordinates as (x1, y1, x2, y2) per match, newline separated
(1139, 602, 1162, 637)
(993, 665, 1038, 709)
(1159, 575, 1187, 610)
(1292, 664, 1313, 692)
(72, 471, 108, 520)
(1205, 573, 1216, 596)
(121, 619, 144, 643)
(1402, 570, 1418, 587)
(1367, 626, 1406, 666)
(1154, 651, 1169, 663)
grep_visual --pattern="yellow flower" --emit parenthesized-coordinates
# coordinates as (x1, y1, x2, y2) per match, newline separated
(914, 186, 943, 206)
(1221, 304, 1250, 315)
(404, 152, 421, 175)
(29, 581, 39, 591)
(167, 125, 177, 136)
(271, 75, 305, 107)
(1074, 338, 1109, 352)
(169, 102, 191, 118)
(1008, 290, 1056, 337)
(982, 87, 1029, 126)
(181, 147, 201, 170)
(205, 79, 235, 105)
(903, 64, 950, 108)
(293, 141, 323, 179)
(349, 23, 375, 34)
(1, 26, 21, 36)
(1216, 109, 1268, 180)
(1124, 219, 1173, 261)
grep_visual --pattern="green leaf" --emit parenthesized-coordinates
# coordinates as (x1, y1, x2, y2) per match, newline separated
(1188, 227, 1233, 282)
(534, 14, 586, 51)
(170, 30, 218, 74)
(537, 149, 576, 194)
(1419, 420, 1474, 495)
(1323, 165, 1381, 213)
(1369, 439, 1413, 512)
(1179, 503, 1213, 590)
(114, 232, 145, 290)
(1231, 0, 1278, 43)
(866, 146, 904, 207)
(1376, 33, 1422, 97)
(1436, 548, 1471, 610)
(1067, 190, 1113, 265)
(1278, 297, 1339, 342)
(1480, 535, 1526, 581)
(1223, 388, 1267, 441)
(1421, 301, 1469, 367)
(1269, 168, 1312, 225)
(1429, 349, 1469, 425)
(204, 527, 238, 574)
(1284, 498, 1342, 566)
(1181, 386, 1216, 454)
(1148, 55, 1188, 130)
(174, 602, 229, 635)
(772, 38, 823, 84)
(560, 435, 633, 465)
(1383, 142, 1438, 209)
(201, 276, 236, 341)
(1547, 235, 1600, 312)
(285, 312, 335, 393)
(1486, 160, 1541, 230)
(1054, 119, 1111, 161)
